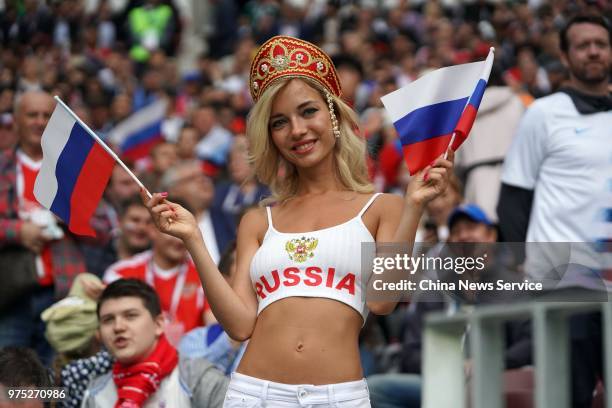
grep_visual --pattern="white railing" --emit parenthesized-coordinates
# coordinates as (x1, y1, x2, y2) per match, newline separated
(422, 298, 611, 408)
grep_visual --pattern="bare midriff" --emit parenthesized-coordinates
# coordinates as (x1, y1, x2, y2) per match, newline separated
(235, 297, 364, 385)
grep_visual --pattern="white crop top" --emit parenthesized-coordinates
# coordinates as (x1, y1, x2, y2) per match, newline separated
(249, 193, 382, 322)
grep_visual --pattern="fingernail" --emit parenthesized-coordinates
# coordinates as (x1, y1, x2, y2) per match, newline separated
(160, 192, 168, 197)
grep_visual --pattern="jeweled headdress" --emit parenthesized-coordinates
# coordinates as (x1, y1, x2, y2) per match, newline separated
(249, 36, 342, 102)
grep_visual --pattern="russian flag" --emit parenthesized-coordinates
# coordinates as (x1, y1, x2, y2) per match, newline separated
(108, 99, 167, 161)
(34, 102, 115, 236)
(381, 48, 495, 175)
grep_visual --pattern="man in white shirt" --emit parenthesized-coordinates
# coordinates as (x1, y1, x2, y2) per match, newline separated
(498, 15, 611, 408)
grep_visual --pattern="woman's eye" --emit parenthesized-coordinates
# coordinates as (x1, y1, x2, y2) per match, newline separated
(271, 118, 286, 129)
(303, 107, 318, 116)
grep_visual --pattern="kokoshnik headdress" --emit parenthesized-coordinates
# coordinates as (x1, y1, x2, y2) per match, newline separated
(249, 36, 343, 103)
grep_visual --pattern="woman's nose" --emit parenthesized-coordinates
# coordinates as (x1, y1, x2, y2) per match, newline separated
(290, 117, 307, 138)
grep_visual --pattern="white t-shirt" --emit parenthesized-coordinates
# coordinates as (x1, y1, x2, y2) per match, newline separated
(501, 92, 611, 282)
(502, 92, 611, 243)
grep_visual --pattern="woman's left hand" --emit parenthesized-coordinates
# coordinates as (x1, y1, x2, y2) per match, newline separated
(405, 148, 454, 207)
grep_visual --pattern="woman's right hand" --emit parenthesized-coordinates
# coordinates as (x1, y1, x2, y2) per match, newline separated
(141, 191, 199, 242)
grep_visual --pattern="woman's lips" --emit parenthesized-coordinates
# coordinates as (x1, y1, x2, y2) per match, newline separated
(292, 140, 316, 154)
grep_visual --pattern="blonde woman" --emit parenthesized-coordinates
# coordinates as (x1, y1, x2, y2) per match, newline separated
(144, 36, 453, 407)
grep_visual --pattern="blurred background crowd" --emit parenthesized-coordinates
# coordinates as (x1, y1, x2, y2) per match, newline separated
(0, 0, 610, 407)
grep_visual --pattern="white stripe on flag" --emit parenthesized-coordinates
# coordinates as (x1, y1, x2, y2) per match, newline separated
(109, 100, 168, 145)
(479, 48, 495, 82)
(381, 61, 484, 122)
(34, 104, 77, 208)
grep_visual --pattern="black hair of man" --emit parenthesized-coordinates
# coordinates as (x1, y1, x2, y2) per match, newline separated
(117, 195, 147, 218)
(97, 278, 162, 319)
(0, 347, 51, 388)
(559, 14, 611, 53)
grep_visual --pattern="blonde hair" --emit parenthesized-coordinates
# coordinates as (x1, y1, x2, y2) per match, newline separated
(247, 78, 373, 204)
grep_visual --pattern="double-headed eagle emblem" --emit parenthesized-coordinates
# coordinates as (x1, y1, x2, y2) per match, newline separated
(285, 236, 318, 263)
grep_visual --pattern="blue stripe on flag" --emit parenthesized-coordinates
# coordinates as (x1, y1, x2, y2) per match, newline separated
(120, 121, 162, 151)
(595, 239, 612, 253)
(467, 79, 487, 109)
(393, 97, 468, 146)
(50, 123, 94, 224)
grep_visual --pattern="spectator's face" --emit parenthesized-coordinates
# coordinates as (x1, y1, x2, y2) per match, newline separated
(563, 23, 610, 85)
(229, 136, 252, 184)
(120, 205, 152, 254)
(98, 297, 163, 365)
(176, 128, 198, 159)
(107, 167, 140, 206)
(169, 164, 214, 211)
(337, 66, 361, 99)
(0, 88, 14, 112)
(151, 143, 178, 173)
(143, 70, 163, 91)
(192, 107, 215, 136)
(449, 218, 496, 243)
(22, 56, 39, 80)
(111, 94, 132, 121)
(16, 92, 54, 153)
(151, 229, 187, 265)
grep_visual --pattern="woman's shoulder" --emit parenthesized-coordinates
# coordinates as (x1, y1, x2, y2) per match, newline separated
(360, 192, 403, 233)
(371, 192, 404, 214)
(237, 206, 269, 241)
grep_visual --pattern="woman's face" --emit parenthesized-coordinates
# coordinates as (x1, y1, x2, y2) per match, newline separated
(269, 79, 335, 169)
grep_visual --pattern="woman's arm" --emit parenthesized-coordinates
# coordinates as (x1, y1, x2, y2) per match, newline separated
(367, 151, 454, 315)
(144, 192, 260, 341)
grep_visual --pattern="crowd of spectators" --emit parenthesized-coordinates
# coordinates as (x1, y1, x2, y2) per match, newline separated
(0, 0, 610, 407)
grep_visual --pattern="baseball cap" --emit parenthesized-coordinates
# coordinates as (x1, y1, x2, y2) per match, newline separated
(448, 204, 493, 229)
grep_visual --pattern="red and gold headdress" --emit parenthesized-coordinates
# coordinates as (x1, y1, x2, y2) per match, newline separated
(249, 36, 342, 102)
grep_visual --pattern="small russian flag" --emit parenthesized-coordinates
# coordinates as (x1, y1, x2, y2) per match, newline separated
(381, 48, 495, 174)
(34, 100, 116, 236)
(108, 99, 167, 161)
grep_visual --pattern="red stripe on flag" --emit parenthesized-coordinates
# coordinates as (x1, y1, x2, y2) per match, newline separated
(68, 143, 115, 236)
(402, 133, 453, 175)
(122, 135, 163, 161)
(452, 104, 477, 150)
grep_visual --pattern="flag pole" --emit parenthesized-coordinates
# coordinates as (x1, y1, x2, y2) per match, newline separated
(53, 96, 153, 199)
(444, 132, 456, 160)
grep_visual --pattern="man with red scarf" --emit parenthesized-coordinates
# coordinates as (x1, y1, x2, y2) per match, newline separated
(81, 279, 228, 407)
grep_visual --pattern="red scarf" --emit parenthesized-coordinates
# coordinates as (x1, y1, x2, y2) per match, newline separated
(112, 334, 178, 408)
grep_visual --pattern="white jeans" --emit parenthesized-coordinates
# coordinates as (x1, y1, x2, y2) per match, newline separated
(223, 372, 371, 407)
